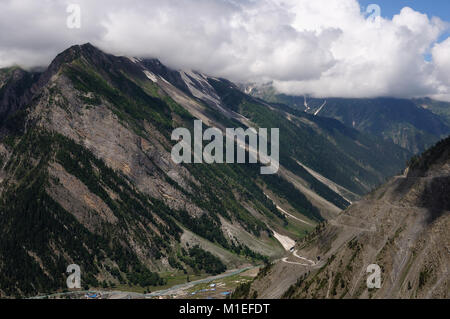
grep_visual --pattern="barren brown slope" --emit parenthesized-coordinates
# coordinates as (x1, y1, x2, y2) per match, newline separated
(250, 137, 450, 299)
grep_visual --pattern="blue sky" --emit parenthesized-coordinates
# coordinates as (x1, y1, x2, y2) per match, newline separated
(359, 0, 450, 21)
(359, 0, 450, 44)
(359, 0, 450, 22)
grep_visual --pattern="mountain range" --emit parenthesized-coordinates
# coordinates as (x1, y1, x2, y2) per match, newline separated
(245, 84, 450, 154)
(0, 44, 447, 298)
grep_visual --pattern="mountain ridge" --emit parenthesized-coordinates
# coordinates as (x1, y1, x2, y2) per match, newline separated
(244, 83, 450, 154)
(0, 44, 417, 297)
(246, 136, 450, 299)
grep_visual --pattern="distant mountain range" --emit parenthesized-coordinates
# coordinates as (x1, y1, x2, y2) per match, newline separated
(244, 83, 450, 154)
(0, 44, 444, 297)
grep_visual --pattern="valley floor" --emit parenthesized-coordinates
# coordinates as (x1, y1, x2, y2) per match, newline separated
(29, 265, 260, 299)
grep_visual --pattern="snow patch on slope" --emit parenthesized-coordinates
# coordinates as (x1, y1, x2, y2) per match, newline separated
(314, 100, 327, 116)
(143, 70, 157, 82)
(272, 230, 296, 251)
(128, 57, 141, 63)
(179, 70, 221, 104)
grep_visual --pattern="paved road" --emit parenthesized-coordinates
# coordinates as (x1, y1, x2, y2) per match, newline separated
(146, 265, 259, 297)
(281, 250, 317, 267)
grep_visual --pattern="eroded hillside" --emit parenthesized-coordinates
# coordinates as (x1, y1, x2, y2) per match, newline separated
(249, 137, 449, 299)
(0, 44, 415, 297)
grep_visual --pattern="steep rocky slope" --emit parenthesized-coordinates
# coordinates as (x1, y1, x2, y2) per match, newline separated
(249, 137, 449, 299)
(0, 45, 283, 297)
(0, 44, 412, 297)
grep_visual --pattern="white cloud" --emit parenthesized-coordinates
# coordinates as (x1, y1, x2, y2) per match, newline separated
(431, 37, 450, 101)
(0, 0, 449, 100)
(432, 37, 450, 78)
